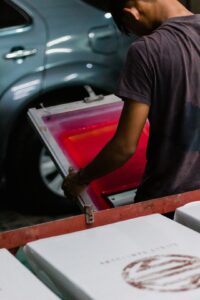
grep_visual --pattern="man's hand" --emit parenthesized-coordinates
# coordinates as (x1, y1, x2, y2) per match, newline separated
(62, 167, 87, 199)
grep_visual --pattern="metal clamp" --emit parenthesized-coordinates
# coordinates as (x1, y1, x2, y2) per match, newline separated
(84, 85, 104, 103)
(84, 205, 95, 224)
(79, 197, 94, 224)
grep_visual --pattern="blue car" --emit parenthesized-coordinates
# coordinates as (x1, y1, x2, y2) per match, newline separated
(0, 0, 133, 213)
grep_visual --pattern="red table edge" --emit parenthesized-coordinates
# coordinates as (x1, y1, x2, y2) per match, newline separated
(2, 188, 200, 251)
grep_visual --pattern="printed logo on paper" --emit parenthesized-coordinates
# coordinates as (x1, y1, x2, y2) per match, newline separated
(122, 254, 200, 292)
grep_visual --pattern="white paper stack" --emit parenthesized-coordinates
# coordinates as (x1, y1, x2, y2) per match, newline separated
(0, 248, 59, 300)
(24, 214, 200, 300)
(174, 201, 200, 233)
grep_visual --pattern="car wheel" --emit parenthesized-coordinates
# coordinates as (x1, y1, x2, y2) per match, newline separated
(39, 147, 64, 197)
(6, 118, 80, 215)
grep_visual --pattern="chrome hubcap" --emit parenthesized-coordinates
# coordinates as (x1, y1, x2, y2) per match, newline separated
(39, 148, 64, 196)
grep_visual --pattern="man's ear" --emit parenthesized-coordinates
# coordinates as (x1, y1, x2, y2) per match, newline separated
(123, 7, 140, 21)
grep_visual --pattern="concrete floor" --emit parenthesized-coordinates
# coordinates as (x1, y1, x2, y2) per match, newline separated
(0, 209, 66, 232)
(0, 188, 71, 232)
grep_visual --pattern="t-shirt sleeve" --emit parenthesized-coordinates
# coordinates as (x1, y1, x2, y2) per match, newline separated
(116, 40, 152, 105)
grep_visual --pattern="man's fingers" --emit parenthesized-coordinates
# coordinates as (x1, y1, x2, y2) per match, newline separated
(61, 177, 67, 190)
(68, 166, 75, 175)
(62, 169, 86, 199)
(62, 177, 77, 198)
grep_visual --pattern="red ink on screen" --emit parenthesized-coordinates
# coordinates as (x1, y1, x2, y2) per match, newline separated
(43, 102, 149, 209)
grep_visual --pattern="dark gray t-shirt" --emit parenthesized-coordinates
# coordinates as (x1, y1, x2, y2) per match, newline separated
(117, 15, 200, 201)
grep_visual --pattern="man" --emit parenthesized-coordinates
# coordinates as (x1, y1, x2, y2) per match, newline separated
(62, 0, 200, 203)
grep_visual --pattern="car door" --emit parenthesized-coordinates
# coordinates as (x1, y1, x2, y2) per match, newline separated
(0, 0, 46, 97)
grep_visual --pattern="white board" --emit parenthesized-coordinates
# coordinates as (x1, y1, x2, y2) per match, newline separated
(0, 249, 59, 300)
(24, 214, 200, 300)
(174, 201, 200, 233)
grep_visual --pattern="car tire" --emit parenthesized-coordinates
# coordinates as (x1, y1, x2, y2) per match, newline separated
(6, 118, 81, 215)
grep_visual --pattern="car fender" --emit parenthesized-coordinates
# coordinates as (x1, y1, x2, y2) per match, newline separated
(0, 72, 43, 165)
(43, 61, 121, 93)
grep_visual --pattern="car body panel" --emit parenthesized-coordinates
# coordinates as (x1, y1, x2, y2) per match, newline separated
(0, 0, 133, 172)
(0, 0, 46, 97)
(28, 0, 132, 93)
(0, 72, 43, 163)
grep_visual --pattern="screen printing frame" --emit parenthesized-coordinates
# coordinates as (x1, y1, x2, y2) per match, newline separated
(28, 94, 129, 211)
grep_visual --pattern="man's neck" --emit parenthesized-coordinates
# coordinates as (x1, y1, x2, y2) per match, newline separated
(156, 1, 193, 24)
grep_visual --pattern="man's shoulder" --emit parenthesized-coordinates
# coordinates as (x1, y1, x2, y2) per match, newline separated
(129, 33, 159, 55)
(135, 30, 170, 57)
(128, 38, 148, 59)
(129, 38, 146, 51)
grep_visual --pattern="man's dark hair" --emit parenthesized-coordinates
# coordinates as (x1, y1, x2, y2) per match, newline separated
(109, 0, 130, 34)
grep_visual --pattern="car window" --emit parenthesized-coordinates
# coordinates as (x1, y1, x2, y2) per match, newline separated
(0, 0, 31, 29)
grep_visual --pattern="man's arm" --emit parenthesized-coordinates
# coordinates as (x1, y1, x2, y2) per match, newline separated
(62, 99, 150, 197)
